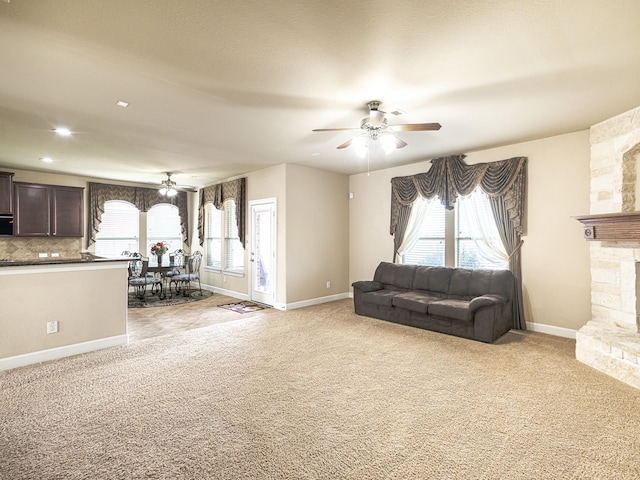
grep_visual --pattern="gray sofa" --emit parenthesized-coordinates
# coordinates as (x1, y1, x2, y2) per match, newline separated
(352, 262, 514, 343)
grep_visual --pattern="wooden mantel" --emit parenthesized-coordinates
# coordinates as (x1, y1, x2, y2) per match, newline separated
(573, 211, 640, 241)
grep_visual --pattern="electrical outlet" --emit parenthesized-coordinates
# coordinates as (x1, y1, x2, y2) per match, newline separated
(223, 276, 227, 283)
(38, 253, 48, 258)
(46, 321, 58, 334)
(326, 281, 331, 289)
(51, 252, 60, 257)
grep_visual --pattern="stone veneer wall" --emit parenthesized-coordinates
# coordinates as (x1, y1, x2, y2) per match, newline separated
(575, 106, 640, 390)
(0, 237, 83, 261)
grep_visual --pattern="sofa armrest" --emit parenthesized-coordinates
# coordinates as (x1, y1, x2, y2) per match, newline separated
(352, 280, 383, 293)
(469, 294, 508, 312)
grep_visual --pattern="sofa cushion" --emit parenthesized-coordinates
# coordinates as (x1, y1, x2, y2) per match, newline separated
(362, 289, 400, 307)
(373, 262, 417, 290)
(448, 268, 514, 299)
(352, 280, 383, 293)
(412, 266, 454, 295)
(428, 299, 474, 322)
(392, 291, 443, 314)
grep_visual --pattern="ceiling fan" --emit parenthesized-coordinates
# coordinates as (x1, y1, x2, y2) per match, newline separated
(158, 172, 196, 196)
(313, 101, 441, 155)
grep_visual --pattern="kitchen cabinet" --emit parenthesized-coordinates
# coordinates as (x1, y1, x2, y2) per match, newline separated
(14, 182, 84, 237)
(0, 172, 14, 214)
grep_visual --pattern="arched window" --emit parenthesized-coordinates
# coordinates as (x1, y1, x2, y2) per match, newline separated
(95, 201, 139, 256)
(147, 203, 182, 262)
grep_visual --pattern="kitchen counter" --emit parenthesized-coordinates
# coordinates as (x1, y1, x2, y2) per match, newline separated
(0, 257, 129, 370)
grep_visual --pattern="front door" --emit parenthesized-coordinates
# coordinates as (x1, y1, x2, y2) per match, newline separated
(249, 199, 276, 306)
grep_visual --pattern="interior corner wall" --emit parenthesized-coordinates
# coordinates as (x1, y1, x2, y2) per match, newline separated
(285, 164, 350, 304)
(349, 130, 592, 332)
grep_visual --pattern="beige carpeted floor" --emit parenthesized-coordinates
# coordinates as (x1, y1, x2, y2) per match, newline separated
(2, 299, 640, 479)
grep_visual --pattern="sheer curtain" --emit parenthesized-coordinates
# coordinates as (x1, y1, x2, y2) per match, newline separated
(458, 188, 508, 267)
(397, 195, 438, 258)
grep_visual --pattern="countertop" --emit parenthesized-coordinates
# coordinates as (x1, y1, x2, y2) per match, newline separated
(0, 255, 131, 267)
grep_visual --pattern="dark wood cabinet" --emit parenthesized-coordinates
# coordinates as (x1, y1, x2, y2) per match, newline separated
(51, 186, 84, 237)
(14, 182, 84, 237)
(0, 171, 14, 214)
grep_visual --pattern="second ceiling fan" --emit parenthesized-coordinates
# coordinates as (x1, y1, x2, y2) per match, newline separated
(313, 101, 441, 153)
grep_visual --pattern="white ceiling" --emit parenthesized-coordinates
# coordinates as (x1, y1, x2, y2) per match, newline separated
(1, 0, 640, 189)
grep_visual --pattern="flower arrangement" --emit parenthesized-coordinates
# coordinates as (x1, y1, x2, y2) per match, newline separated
(150, 241, 168, 256)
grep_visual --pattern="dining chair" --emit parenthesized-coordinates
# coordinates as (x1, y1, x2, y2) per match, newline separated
(164, 249, 185, 280)
(169, 251, 203, 296)
(127, 257, 163, 299)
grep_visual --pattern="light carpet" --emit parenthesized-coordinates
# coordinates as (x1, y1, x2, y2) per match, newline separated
(1, 299, 640, 479)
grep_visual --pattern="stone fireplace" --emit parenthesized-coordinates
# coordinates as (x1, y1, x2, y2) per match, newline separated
(575, 105, 640, 390)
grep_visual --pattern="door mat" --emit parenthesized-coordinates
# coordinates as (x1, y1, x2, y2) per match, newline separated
(217, 301, 270, 313)
(128, 289, 212, 308)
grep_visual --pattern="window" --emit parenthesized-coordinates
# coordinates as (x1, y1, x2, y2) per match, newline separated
(399, 196, 445, 266)
(147, 204, 182, 261)
(205, 204, 222, 270)
(400, 188, 507, 269)
(456, 189, 507, 269)
(95, 201, 182, 259)
(95, 201, 140, 257)
(205, 199, 244, 274)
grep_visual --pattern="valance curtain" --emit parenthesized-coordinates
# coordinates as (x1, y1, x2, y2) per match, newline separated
(390, 154, 527, 329)
(197, 177, 246, 248)
(87, 182, 189, 248)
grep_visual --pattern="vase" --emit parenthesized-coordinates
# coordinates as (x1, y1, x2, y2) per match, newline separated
(157, 254, 163, 267)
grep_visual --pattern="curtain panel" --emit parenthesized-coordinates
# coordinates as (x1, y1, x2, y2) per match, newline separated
(197, 177, 246, 248)
(87, 182, 189, 247)
(390, 154, 527, 329)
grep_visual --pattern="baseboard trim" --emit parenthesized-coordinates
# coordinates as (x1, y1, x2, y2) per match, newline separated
(202, 283, 249, 301)
(286, 293, 351, 310)
(526, 322, 577, 339)
(0, 334, 129, 371)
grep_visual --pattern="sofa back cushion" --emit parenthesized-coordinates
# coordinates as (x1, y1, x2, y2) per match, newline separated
(448, 268, 514, 299)
(373, 262, 417, 290)
(412, 266, 453, 295)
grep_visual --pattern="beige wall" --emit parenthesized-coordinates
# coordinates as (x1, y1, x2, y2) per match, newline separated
(285, 164, 349, 304)
(349, 130, 592, 331)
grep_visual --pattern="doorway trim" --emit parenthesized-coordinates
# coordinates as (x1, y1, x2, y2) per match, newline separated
(249, 198, 277, 306)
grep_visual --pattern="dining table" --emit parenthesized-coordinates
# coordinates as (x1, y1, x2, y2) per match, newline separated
(147, 264, 180, 299)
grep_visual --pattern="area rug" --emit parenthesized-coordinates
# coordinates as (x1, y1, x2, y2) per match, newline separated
(128, 289, 212, 308)
(217, 300, 269, 313)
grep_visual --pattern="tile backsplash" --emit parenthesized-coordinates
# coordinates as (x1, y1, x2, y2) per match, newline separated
(0, 238, 83, 260)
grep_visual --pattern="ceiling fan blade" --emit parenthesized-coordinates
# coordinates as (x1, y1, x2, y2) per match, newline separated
(391, 123, 442, 132)
(395, 138, 408, 149)
(312, 127, 358, 132)
(336, 139, 353, 149)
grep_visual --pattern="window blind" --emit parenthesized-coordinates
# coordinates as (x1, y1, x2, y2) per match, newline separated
(95, 200, 139, 257)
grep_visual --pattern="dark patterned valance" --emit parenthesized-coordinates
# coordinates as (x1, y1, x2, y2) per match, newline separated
(390, 154, 528, 329)
(87, 182, 189, 247)
(198, 177, 246, 248)
(390, 154, 526, 235)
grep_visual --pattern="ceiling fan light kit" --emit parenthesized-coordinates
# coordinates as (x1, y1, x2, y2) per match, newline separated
(159, 172, 178, 197)
(313, 100, 441, 156)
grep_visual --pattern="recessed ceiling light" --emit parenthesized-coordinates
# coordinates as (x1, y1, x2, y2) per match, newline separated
(116, 100, 129, 108)
(54, 127, 72, 136)
(40, 157, 53, 163)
